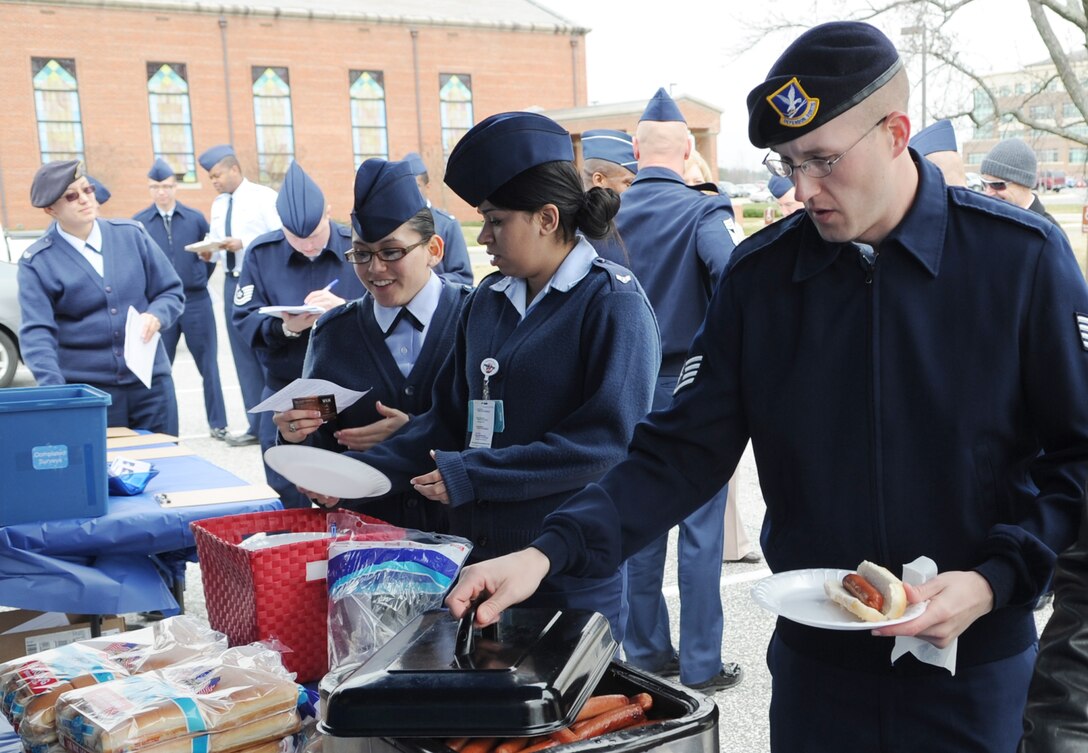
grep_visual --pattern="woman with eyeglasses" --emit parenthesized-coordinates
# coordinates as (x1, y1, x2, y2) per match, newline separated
(273, 158, 470, 532)
(306, 112, 660, 639)
(19, 159, 184, 433)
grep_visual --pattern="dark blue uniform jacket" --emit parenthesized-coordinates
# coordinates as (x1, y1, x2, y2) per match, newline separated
(536, 154, 1088, 673)
(132, 201, 214, 293)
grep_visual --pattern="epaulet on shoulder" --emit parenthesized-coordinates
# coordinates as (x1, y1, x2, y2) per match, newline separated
(22, 234, 54, 260)
(591, 257, 638, 290)
(316, 299, 357, 328)
(103, 218, 143, 230)
(433, 206, 456, 221)
(249, 228, 285, 250)
(948, 187, 1052, 240)
(728, 210, 804, 270)
(331, 222, 352, 239)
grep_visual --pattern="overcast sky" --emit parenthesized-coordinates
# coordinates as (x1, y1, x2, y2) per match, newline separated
(537, 0, 1073, 170)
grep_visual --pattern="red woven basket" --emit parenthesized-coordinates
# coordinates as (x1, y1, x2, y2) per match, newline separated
(190, 508, 383, 682)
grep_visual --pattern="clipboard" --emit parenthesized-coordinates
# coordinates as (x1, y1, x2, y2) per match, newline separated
(106, 433, 179, 449)
(107, 445, 196, 461)
(155, 484, 279, 508)
(184, 239, 225, 254)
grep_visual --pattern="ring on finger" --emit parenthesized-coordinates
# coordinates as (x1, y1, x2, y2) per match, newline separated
(288, 421, 297, 432)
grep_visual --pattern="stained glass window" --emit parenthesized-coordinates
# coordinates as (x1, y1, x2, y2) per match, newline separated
(439, 74, 474, 157)
(349, 70, 388, 168)
(252, 66, 295, 187)
(31, 58, 85, 164)
(147, 62, 196, 183)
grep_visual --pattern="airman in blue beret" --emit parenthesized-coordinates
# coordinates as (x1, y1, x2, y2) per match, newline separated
(447, 21, 1088, 753)
(20, 160, 184, 434)
(910, 119, 966, 186)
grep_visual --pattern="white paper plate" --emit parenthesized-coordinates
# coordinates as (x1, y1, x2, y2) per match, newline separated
(751, 568, 927, 631)
(264, 445, 391, 499)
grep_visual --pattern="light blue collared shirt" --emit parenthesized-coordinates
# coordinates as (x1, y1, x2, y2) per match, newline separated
(57, 220, 104, 277)
(374, 271, 442, 377)
(490, 235, 597, 319)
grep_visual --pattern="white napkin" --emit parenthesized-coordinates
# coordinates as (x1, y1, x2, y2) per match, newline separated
(890, 555, 957, 675)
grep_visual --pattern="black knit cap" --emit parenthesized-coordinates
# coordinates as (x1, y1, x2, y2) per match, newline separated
(747, 21, 903, 149)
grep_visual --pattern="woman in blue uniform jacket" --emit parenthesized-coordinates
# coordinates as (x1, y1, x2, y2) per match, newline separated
(274, 158, 470, 533)
(306, 113, 660, 640)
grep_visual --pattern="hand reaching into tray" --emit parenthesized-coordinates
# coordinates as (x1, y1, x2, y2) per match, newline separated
(445, 548, 551, 626)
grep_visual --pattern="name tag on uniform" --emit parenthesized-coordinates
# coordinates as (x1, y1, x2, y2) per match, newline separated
(468, 400, 505, 448)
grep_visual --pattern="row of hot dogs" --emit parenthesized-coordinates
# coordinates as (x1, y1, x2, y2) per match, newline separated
(444, 693, 656, 753)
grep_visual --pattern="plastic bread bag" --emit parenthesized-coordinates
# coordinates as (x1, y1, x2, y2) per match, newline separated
(33, 733, 298, 753)
(55, 652, 303, 753)
(14, 617, 228, 741)
(325, 525, 472, 677)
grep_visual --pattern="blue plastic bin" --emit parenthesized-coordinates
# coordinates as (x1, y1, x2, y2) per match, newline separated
(0, 384, 111, 526)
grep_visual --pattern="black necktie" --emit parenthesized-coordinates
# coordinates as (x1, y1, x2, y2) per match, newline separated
(162, 213, 173, 246)
(386, 308, 424, 337)
(224, 195, 236, 273)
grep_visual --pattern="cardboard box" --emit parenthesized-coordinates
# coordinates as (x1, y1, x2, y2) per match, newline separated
(0, 610, 126, 662)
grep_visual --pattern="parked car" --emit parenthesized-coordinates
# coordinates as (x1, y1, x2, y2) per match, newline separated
(1039, 170, 1066, 192)
(0, 260, 22, 387)
(717, 181, 741, 198)
(748, 187, 773, 203)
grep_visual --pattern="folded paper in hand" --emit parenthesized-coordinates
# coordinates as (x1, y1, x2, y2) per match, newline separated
(249, 378, 369, 413)
(183, 239, 224, 254)
(258, 304, 325, 317)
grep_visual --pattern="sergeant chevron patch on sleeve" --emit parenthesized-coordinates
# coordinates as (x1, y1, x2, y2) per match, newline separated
(1077, 312, 1088, 351)
(673, 355, 703, 395)
(234, 284, 254, 306)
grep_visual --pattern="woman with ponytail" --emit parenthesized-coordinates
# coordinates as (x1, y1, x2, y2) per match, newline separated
(308, 112, 659, 640)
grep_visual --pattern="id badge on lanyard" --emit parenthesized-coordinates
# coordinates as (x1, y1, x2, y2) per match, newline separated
(469, 358, 505, 448)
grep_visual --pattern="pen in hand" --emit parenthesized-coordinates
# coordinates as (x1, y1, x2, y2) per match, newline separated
(323, 278, 340, 292)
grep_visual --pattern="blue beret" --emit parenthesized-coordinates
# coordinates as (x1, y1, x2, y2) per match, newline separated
(747, 22, 903, 148)
(403, 152, 428, 176)
(909, 118, 957, 156)
(276, 162, 326, 238)
(640, 88, 686, 123)
(444, 112, 574, 207)
(148, 158, 175, 182)
(351, 159, 426, 243)
(87, 176, 110, 205)
(581, 130, 637, 174)
(198, 144, 235, 172)
(30, 159, 82, 208)
(768, 175, 794, 199)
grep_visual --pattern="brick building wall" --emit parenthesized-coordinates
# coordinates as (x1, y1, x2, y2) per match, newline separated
(0, 1, 587, 230)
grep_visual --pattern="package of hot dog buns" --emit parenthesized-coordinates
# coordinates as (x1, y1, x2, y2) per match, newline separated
(324, 522, 471, 679)
(54, 644, 303, 753)
(3, 616, 227, 743)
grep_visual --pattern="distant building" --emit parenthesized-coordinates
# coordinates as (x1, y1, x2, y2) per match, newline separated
(0, 0, 589, 229)
(964, 49, 1088, 185)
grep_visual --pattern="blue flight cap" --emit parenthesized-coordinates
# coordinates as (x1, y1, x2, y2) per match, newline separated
(148, 158, 175, 181)
(444, 111, 574, 207)
(581, 130, 637, 174)
(403, 152, 428, 177)
(351, 159, 426, 243)
(87, 176, 110, 205)
(909, 118, 957, 156)
(640, 88, 686, 123)
(198, 144, 235, 172)
(30, 159, 82, 207)
(747, 21, 903, 148)
(276, 162, 326, 238)
(768, 175, 794, 199)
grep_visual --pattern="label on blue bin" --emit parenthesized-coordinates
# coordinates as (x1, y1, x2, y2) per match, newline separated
(32, 444, 69, 470)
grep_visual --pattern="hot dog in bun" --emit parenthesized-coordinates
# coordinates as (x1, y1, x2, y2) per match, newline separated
(824, 561, 907, 622)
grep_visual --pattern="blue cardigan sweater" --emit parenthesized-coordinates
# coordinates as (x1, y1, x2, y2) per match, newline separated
(18, 219, 184, 386)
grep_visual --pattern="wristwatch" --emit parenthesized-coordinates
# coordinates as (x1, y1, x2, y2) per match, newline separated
(282, 321, 301, 338)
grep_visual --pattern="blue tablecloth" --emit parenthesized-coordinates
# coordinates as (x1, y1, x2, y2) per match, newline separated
(0, 452, 281, 614)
